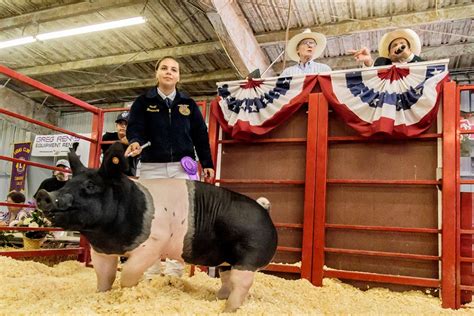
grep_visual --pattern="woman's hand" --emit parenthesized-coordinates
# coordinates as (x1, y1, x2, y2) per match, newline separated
(125, 142, 142, 157)
(203, 168, 215, 180)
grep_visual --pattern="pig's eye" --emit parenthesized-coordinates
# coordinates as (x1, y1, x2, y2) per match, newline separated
(81, 180, 101, 194)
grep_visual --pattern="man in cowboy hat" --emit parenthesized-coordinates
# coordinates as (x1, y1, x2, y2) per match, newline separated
(350, 28, 424, 67)
(280, 28, 331, 76)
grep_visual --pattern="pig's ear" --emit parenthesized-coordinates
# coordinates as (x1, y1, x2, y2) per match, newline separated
(99, 142, 128, 178)
(68, 147, 87, 175)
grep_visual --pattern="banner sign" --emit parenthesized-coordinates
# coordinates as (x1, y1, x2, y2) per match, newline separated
(9, 142, 32, 192)
(31, 134, 81, 157)
(31, 133, 91, 167)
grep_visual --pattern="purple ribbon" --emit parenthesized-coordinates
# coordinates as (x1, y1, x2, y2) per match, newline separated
(180, 157, 199, 180)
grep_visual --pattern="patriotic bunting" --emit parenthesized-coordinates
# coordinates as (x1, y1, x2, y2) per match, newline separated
(319, 60, 449, 137)
(211, 75, 318, 140)
(212, 60, 449, 139)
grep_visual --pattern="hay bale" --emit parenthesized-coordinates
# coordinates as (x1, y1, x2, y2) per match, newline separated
(0, 256, 471, 314)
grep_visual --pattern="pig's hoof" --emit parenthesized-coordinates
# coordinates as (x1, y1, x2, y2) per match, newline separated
(224, 299, 242, 313)
(216, 287, 230, 300)
(223, 300, 240, 313)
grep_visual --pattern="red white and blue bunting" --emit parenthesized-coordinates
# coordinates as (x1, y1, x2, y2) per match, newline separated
(319, 60, 449, 137)
(211, 60, 449, 140)
(211, 75, 318, 140)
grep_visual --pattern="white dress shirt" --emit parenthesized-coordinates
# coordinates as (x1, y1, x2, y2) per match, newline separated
(157, 88, 176, 102)
(280, 60, 332, 76)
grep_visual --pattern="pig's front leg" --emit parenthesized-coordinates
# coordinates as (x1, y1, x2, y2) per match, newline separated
(91, 248, 118, 292)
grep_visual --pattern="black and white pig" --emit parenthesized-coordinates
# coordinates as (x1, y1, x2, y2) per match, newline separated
(36, 143, 278, 312)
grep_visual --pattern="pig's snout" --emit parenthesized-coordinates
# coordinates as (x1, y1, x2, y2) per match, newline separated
(36, 190, 73, 212)
(36, 189, 55, 212)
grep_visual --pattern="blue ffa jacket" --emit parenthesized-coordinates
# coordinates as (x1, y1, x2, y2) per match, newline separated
(127, 88, 214, 169)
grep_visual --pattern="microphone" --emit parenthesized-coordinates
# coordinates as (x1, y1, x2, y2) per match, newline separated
(126, 141, 151, 157)
(395, 44, 406, 55)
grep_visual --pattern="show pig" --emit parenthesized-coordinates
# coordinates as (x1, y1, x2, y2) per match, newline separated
(36, 143, 278, 312)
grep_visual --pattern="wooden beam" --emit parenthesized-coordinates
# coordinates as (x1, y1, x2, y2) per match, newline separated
(0, 0, 143, 31)
(255, 4, 474, 45)
(205, 0, 273, 77)
(17, 41, 221, 76)
(24, 69, 237, 98)
(273, 42, 474, 72)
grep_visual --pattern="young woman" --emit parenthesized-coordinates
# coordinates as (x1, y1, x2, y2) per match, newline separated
(125, 56, 214, 180)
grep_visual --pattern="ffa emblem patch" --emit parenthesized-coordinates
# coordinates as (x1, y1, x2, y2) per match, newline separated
(178, 104, 191, 116)
(146, 105, 159, 112)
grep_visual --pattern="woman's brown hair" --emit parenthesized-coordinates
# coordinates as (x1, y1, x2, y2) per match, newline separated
(7, 191, 25, 203)
(154, 56, 179, 71)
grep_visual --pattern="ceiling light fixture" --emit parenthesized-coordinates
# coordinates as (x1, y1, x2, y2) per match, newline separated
(36, 16, 146, 41)
(0, 17, 145, 50)
(0, 36, 36, 49)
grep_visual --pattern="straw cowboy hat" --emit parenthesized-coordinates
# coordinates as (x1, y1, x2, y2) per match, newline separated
(286, 28, 327, 62)
(378, 28, 421, 58)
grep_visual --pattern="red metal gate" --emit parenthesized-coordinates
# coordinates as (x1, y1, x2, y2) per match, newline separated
(309, 82, 459, 307)
(0, 65, 102, 263)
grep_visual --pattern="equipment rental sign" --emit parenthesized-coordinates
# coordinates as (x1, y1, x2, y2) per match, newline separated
(32, 134, 81, 156)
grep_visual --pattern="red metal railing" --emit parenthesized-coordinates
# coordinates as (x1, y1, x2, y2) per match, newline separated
(307, 84, 457, 305)
(0, 64, 101, 264)
(457, 84, 474, 308)
(442, 81, 458, 308)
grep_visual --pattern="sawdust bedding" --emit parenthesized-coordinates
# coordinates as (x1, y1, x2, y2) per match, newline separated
(0, 256, 472, 315)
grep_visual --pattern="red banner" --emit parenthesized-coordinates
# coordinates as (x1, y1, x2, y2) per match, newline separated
(9, 142, 32, 192)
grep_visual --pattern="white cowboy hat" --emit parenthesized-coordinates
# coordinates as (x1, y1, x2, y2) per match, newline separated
(378, 28, 421, 58)
(286, 28, 327, 62)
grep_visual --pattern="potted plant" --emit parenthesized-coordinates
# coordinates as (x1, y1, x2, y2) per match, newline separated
(16, 209, 51, 249)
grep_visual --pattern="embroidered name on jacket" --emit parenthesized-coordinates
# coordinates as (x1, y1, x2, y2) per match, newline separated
(146, 105, 160, 112)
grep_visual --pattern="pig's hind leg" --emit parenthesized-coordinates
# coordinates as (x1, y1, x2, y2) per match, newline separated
(224, 269, 255, 312)
(216, 266, 232, 299)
